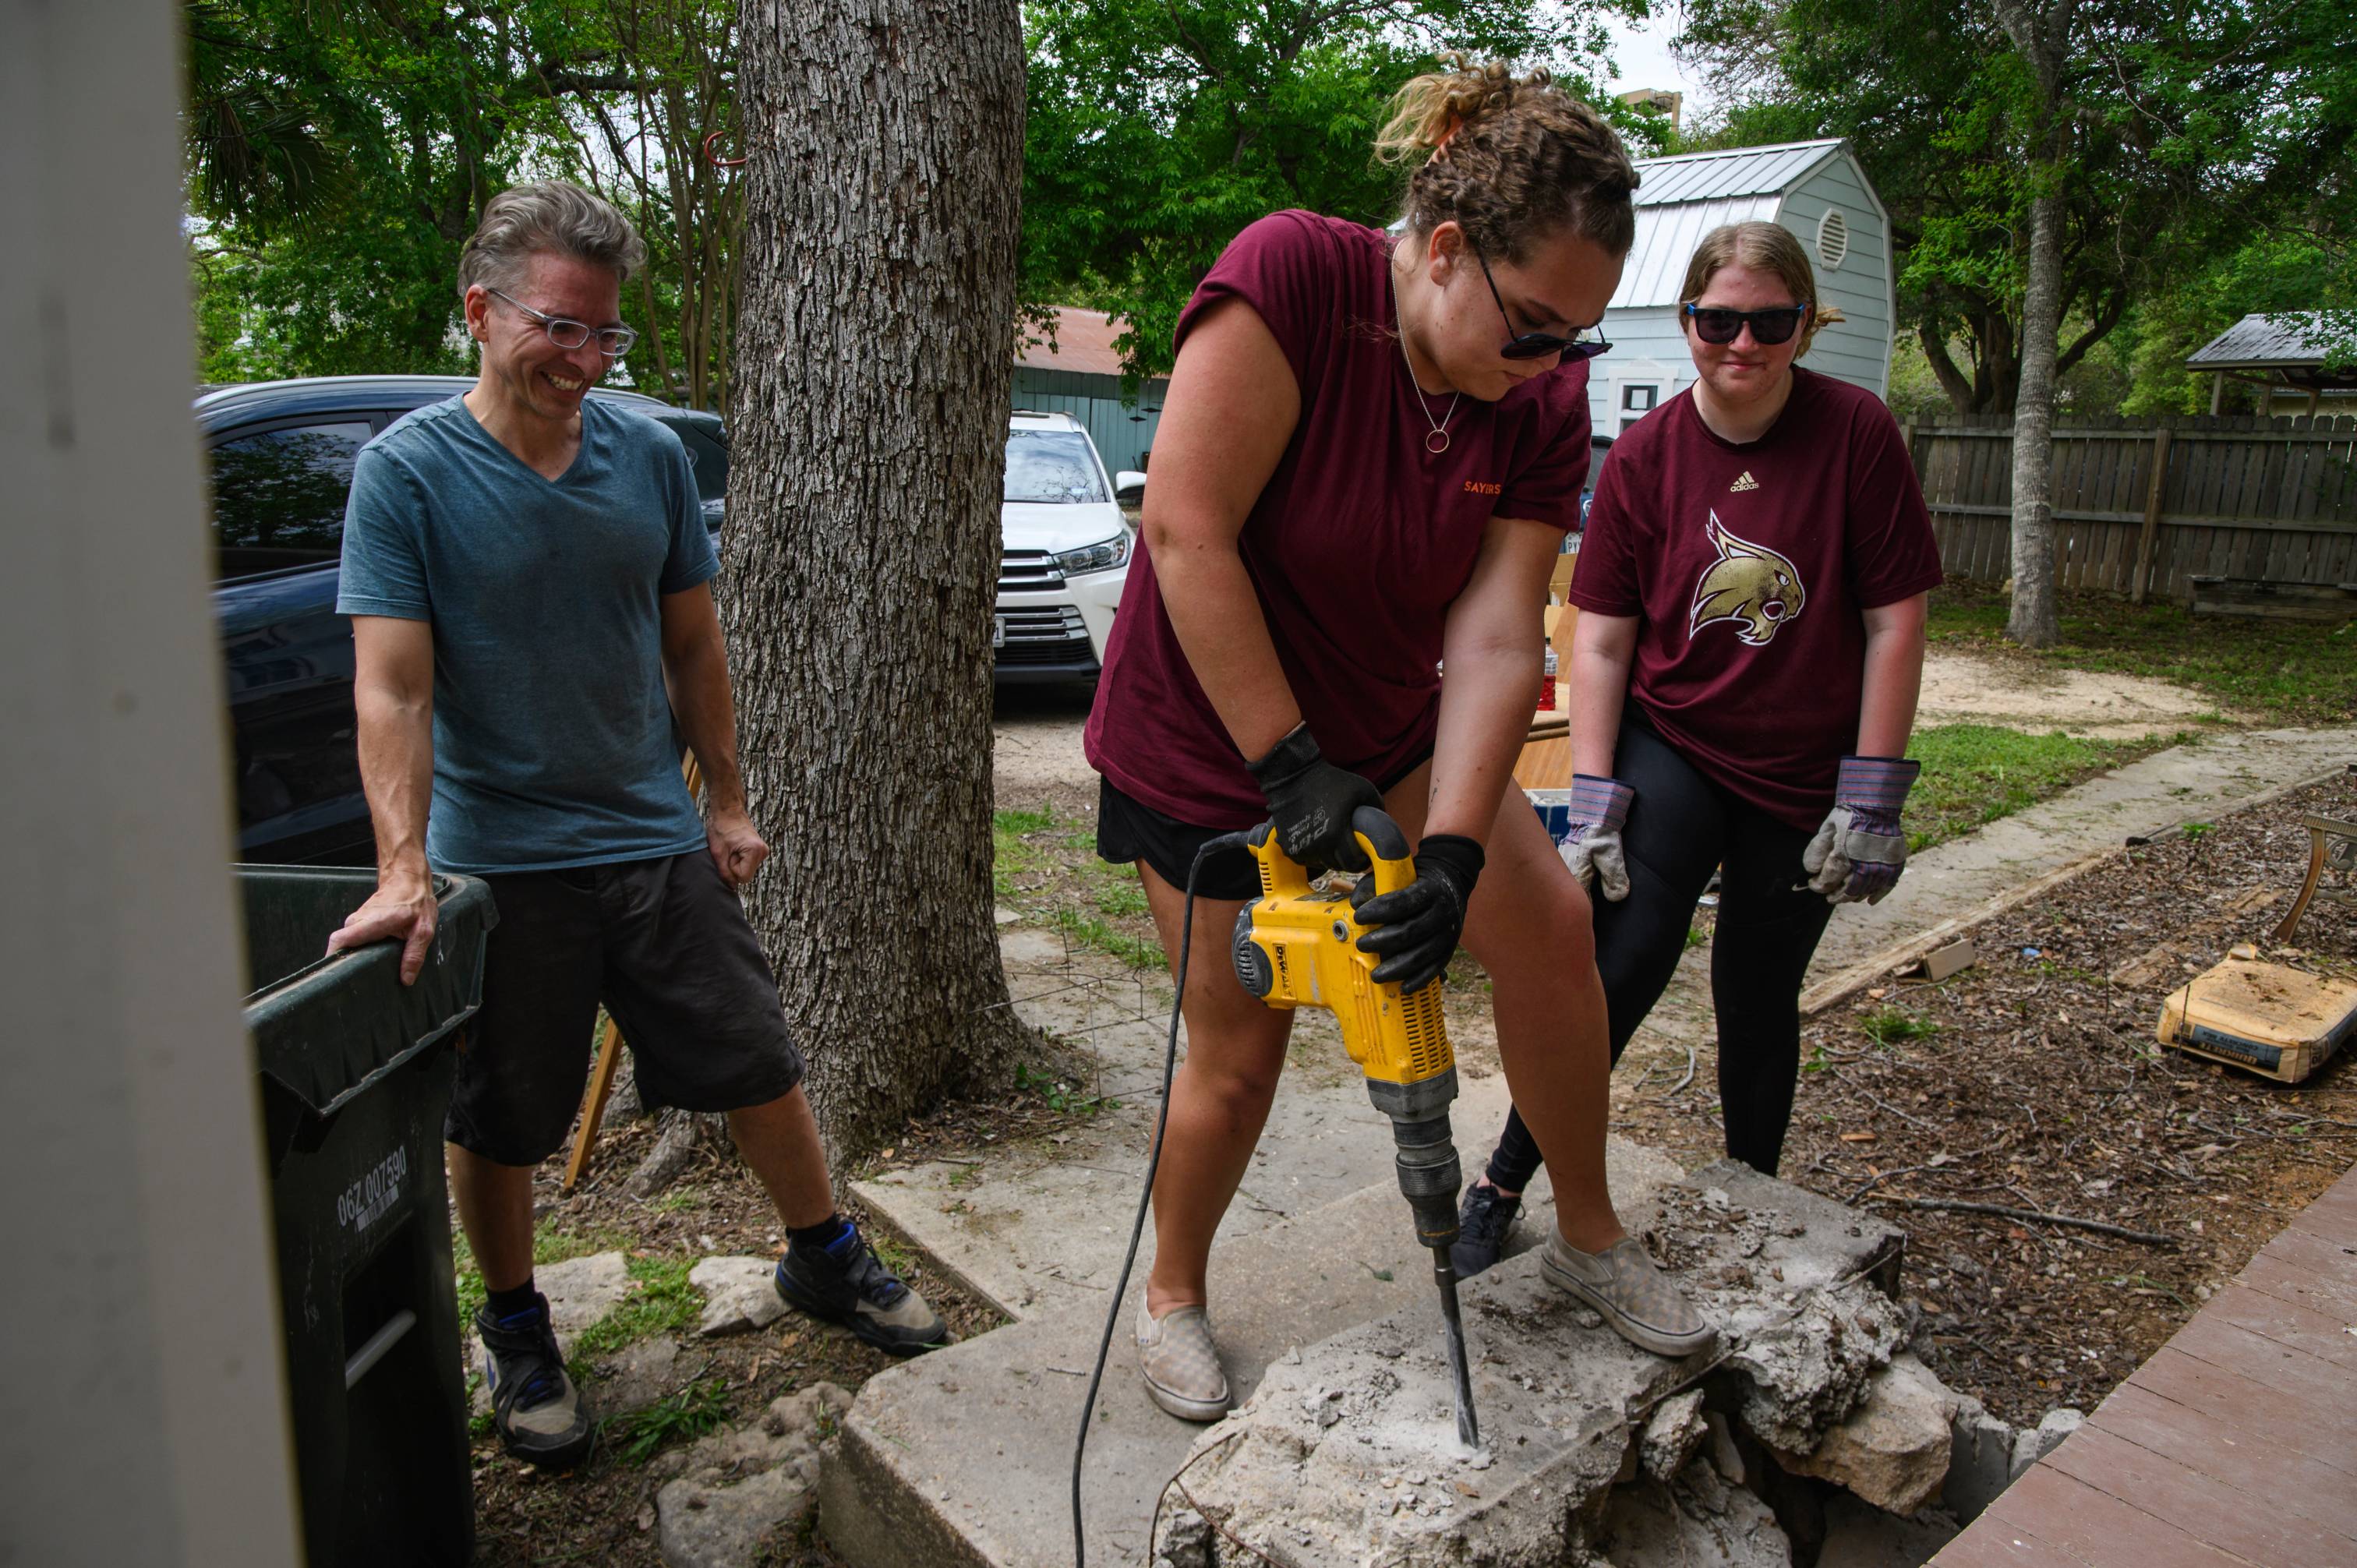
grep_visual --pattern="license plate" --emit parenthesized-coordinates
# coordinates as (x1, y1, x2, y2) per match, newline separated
(991, 615, 1006, 648)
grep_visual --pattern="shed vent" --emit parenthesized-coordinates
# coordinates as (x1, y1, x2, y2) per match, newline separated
(1816, 209, 1850, 272)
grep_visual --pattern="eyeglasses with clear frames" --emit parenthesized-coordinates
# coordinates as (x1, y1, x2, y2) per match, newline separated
(486, 287, 639, 358)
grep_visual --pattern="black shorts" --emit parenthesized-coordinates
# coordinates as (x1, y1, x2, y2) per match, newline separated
(1096, 744, 1436, 902)
(446, 849, 805, 1167)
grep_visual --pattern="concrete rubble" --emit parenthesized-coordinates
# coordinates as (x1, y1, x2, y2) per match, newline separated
(2012, 1407, 2084, 1475)
(651, 1383, 850, 1568)
(1149, 1162, 1967, 1567)
(691, 1255, 790, 1337)
(1775, 1354, 1957, 1515)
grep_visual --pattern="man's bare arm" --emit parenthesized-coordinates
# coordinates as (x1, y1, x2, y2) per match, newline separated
(659, 581, 767, 886)
(327, 615, 440, 982)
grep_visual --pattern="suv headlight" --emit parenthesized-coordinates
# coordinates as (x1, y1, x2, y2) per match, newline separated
(1053, 530, 1132, 576)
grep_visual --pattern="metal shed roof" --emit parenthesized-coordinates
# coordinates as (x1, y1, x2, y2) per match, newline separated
(2186, 312, 2340, 371)
(1632, 138, 1847, 207)
(1610, 139, 1855, 309)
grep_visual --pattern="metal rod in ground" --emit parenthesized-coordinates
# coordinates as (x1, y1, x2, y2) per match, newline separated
(1433, 1248, 1479, 1448)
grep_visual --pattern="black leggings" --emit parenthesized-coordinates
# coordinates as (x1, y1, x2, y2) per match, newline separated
(1489, 715, 1835, 1181)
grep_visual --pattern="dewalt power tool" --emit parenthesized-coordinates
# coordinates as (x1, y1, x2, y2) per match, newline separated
(1229, 805, 1480, 1447)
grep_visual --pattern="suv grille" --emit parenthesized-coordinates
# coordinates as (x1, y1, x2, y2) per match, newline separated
(996, 606, 1090, 664)
(998, 549, 1065, 594)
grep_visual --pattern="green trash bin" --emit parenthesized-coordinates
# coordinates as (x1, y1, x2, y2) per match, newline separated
(239, 866, 498, 1568)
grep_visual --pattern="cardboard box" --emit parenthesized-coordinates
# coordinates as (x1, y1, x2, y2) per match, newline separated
(2157, 956, 2357, 1084)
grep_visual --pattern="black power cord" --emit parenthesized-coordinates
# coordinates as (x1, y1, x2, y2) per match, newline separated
(1071, 831, 1251, 1568)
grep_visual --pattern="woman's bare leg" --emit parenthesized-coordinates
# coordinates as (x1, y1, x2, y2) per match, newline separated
(1381, 763, 1627, 1252)
(1134, 861, 1294, 1315)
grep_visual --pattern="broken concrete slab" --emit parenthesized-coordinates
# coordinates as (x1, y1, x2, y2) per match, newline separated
(1939, 1396, 2016, 1522)
(2009, 1407, 2083, 1477)
(1658, 1163, 1907, 1453)
(538, 1251, 630, 1351)
(1641, 1389, 1709, 1483)
(652, 1383, 850, 1568)
(1148, 1164, 1906, 1568)
(691, 1255, 789, 1337)
(1777, 1354, 1958, 1515)
(1595, 1466, 1793, 1568)
(821, 1144, 1684, 1568)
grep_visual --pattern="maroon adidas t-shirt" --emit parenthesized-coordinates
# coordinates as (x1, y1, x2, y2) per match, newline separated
(1568, 367, 1944, 830)
(1084, 210, 1595, 828)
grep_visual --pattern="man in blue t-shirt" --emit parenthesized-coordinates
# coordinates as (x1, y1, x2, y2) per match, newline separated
(330, 182, 946, 1471)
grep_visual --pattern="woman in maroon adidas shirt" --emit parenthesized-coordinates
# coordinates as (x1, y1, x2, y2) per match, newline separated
(1449, 221, 1945, 1279)
(1083, 58, 1715, 1424)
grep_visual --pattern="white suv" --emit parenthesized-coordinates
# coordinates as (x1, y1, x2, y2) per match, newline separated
(995, 410, 1139, 683)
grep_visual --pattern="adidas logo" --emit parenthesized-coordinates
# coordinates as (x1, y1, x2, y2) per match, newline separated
(1729, 471, 1760, 493)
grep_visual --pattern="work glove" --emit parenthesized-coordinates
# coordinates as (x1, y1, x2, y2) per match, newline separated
(1558, 774, 1636, 902)
(1350, 833, 1485, 995)
(1802, 756, 1921, 906)
(1246, 723, 1383, 874)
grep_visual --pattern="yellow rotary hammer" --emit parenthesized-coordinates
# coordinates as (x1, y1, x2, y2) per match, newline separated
(1228, 805, 1479, 1446)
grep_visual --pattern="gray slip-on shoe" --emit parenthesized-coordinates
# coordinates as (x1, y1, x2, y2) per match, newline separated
(1136, 1301, 1232, 1422)
(1539, 1232, 1718, 1358)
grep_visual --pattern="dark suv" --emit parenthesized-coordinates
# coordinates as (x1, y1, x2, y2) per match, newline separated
(203, 376, 727, 864)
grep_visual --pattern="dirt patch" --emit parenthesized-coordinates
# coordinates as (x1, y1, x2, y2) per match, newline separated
(465, 1128, 1009, 1566)
(1608, 770, 2357, 1425)
(992, 683, 1099, 800)
(1916, 645, 2224, 738)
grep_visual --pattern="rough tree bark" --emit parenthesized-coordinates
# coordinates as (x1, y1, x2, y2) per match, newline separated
(719, 0, 1030, 1160)
(1990, 0, 2074, 649)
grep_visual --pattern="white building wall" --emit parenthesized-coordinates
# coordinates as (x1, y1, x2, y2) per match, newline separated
(1774, 157, 1894, 398)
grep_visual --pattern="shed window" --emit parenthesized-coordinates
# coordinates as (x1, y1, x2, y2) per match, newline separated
(1816, 209, 1850, 272)
(1622, 385, 1657, 412)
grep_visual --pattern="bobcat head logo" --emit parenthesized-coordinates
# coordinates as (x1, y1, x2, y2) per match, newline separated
(1689, 512, 1806, 648)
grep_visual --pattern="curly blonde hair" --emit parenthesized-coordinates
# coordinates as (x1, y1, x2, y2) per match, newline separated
(1677, 222, 1846, 358)
(1375, 55, 1638, 261)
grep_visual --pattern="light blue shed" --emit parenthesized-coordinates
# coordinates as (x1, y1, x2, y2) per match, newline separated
(1591, 138, 1896, 436)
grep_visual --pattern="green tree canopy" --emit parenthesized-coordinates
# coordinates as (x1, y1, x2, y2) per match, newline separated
(1019, 0, 1662, 384)
(1678, 0, 2357, 415)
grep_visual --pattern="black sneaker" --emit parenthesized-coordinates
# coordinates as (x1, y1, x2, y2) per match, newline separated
(1450, 1180, 1523, 1280)
(475, 1294, 595, 1469)
(773, 1223, 951, 1356)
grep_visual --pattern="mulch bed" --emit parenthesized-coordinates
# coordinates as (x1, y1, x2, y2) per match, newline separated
(1610, 768, 2357, 1425)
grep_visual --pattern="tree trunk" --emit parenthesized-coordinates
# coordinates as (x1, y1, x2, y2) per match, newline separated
(723, 0, 1030, 1160)
(1989, 0, 2073, 648)
(2005, 178, 2065, 648)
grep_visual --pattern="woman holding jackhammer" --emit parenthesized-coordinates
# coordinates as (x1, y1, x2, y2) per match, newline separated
(1082, 58, 1716, 1425)
(1449, 221, 1945, 1279)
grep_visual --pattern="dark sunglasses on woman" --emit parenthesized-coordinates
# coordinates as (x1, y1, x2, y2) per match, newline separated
(1474, 250, 1612, 362)
(1683, 302, 1811, 346)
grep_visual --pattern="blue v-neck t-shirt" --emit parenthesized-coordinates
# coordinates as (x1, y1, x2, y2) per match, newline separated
(337, 395, 718, 874)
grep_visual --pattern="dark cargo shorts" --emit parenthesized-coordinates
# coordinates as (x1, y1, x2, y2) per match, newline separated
(446, 849, 805, 1167)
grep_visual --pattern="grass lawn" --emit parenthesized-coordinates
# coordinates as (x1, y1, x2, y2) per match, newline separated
(1926, 582, 2357, 726)
(1903, 723, 2171, 852)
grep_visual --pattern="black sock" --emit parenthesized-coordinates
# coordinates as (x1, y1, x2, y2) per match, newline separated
(486, 1278, 539, 1322)
(786, 1215, 850, 1252)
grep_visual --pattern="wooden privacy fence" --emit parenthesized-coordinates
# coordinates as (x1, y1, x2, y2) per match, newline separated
(1909, 413, 2357, 599)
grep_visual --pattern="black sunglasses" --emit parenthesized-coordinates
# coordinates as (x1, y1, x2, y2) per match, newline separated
(1683, 302, 1811, 346)
(1475, 250, 1611, 362)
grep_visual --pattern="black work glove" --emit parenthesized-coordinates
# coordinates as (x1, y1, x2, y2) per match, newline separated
(1350, 833, 1485, 995)
(1246, 724, 1383, 874)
